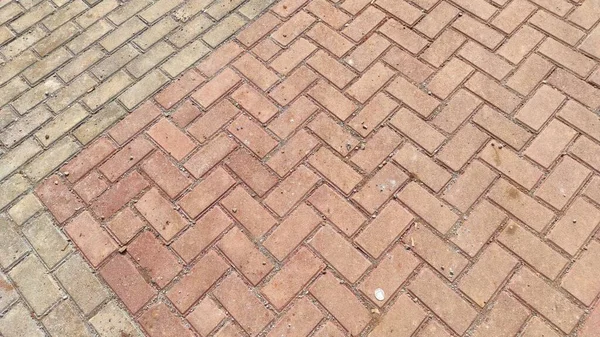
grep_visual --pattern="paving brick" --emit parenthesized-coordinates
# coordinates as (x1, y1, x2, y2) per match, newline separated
(0, 271, 18, 312)
(171, 100, 201, 128)
(218, 226, 273, 285)
(579, 302, 600, 337)
(342, 5, 385, 42)
(427, 57, 473, 99)
(192, 68, 241, 108)
(379, 19, 428, 54)
(100, 17, 146, 52)
(90, 300, 143, 337)
(65, 211, 118, 267)
(392, 108, 446, 154)
(432, 89, 481, 133)
(92, 170, 149, 220)
(233, 54, 279, 91)
(0, 139, 42, 182)
(451, 200, 506, 257)
(398, 181, 459, 233)
(1, 106, 52, 147)
(0, 303, 45, 337)
(99, 137, 154, 182)
(346, 33, 390, 72)
(387, 77, 439, 118)
(452, 15, 504, 49)
(421, 29, 466, 67)
(264, 165, 319, 216)
(141, 151, 191, 198)
(82, 71, 133, 111)
(230, 83, 278, 123)
(538, 38, 595, 78)
(135, 188, 188, 241)
(228, 114, 278, 157)
(443, 160, 497, 212)
(36, 174, 84, 223)
(394, 143, 451, 192)
(43, 300, 91, 337)
(220, 185, 277, 237)
(353, 164, 408, 214)
(308, 184, 365, 236)
(271, 37, 318, 75)
(0, 174, 32, 211)
(306, 0, 349, 29)
(269, 66, 318, 106)
(172, 207, 231, 263)
(8, 193, 43, 225)
(225, 148, 278, 196)
(10, 1, 54, 33)
(203, 13, 247, 47)
(187, 100, 239, 143)
(155, 70, 205, 110)
(186, 297, 226, 336)
(470, 292, 529, 337)
(535, 156, 590, 210)
(561, 241, 600, 305)
(369, 294, 426, 337)
(237, 12, 280, 47)
(74, 171, 109, 203)
(36, 104, 88, 147)
(109, 101, 161, 145)
(0, 215, 29, 268)
(356, 201, 412, 258)
(415, 1, 459, 38)
(558, 100, 600, 142)
(58, 45, 105, 82)
(23, 212, 72, 268)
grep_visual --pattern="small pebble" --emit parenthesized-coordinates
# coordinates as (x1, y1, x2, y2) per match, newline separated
(374, 288, 385, 301)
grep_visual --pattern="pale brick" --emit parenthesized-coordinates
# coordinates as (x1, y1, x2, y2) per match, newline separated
(161, 39, 210, 77)
(1, 25, 46, 58)
(127, 41, 175, 78)
(0, 139, 42, 181)
(42, 300, 91, 336)
(0, 303, 45, 337)
(498, 25, 544, 64)
(548, 198, 600, 256)
(203, 13, 247, 47)
(76, 0, 119, 28)
(0, 214, 30, 267)
(57, 45, 105, 82)
(23, 212, 72, 268)
(11, 77, 62, 114)
(0, 106, 52, 147)
(139, 0, 184, 22)
(35, 104, 89, 146)
(55, 254, 109, 315)
(90, 301, 143, 337)
(167, 13, 212, 48)
(107, 0, 152, 25)
(10, 1, 54, 33)
(67, 19, 113, 53)
(100, 17, 146, 52)
(23, 136, 80, 182)
(0, 50, 37, 86)
(82, 71, 132, 110)
(73, 102, 126, 144)
(8, 193, 43, 225)
(34, 21, 80, 56)
(134, 15, 178, 49)
(47, 73, 97, 112)
(0, 271, 18, 311)
(0, 77, 30, 108)
(9, 255, 64, 315)
(23, 47, 72, 83)
(42, 0, 87, 31)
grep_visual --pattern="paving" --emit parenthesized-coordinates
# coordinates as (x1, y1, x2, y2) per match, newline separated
(1, 0, 600, 336)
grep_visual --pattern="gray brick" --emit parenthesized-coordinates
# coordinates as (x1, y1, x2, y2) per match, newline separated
(0, 107, 17, 128)
(47, 73, 97, 112)
(119, 69, 169, 109)
(126, 40, 174, 78)
(43, 300, 93, 337)
(23, 136, 80, 182)
(76, 0, 118, 28)
(0, 175, 32, 212)
(0, 2, 23, 26)
(207, 0, 245, 20)
(55, 254, 109, 315)
(0, 106, 52, 146)
(92, 44, 139, 81)
(0, 25, 14, 45)
(10, 1, 54, 33)
(203, 13, 247, 47)
(1, 25, 47, 59)
(107, 0, 152, 25)
(239, 0, 275, 19)
(8, 193, 44, 225)
(100, 16, 146, 52)
(0, 215, 29, 267)
(23, 212, 72, 268)
(90, 301, 143, 337)
(57, 45, 104, 82)
(35, 103, 89, 146)
(34, 21, 80, 56)
(42, 0, 87, 31)
(73, 101, 126, 144)
(82, 71, 132, 110)
(0, 271, 18, 312)
(0, 50, 37, 86)
(0, 139, 42, 181)
(19, 0, 45, 10)
(0, 303, 45, 337)
(161, 39, 210, 77)
(139, 0, 185, 23)
(133, 15, 178, 50)
(173, 0, 213, 22)
(67, 19, 113, 54)
(23, 47, 72, 83)
(167, 13, 212, 48)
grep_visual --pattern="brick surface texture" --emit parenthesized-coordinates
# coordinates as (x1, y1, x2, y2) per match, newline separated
(1, 0, 600, 336)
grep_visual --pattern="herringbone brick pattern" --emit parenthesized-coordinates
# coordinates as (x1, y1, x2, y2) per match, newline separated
(3, 0, 600, 336)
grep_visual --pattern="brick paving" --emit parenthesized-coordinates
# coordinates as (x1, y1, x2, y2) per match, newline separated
(1, 0, 600, 336)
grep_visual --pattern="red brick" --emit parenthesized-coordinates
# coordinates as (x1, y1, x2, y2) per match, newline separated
(236, 12, 280, 47)
(73, 171, 109, 203)
(415, 1, 459, 38)
(459, 243, 518, 307)
(432, 89, 481, 133)
(355, 201, 412, 258)
(187, 100, 239, 143)
(228, 115, 278, 158)
(91, 170, 149, 219)
(268, 96, 318, 138)
(172, 206, 232, 263)
(135, 188, 188, 241)
(308, 147, 362, 195)
(252, 39, 281, 61)
(346, 34, 390, 72)
(398, 182, 459, 233)
(128, 231, 181, 288)
(166, 250, 229, 313)
(348, 93, 398, 137)
(509, 267, 583, 333)
(569, 0, 600, 29)
(558, 100, 600, 141)
(515, 86, 565, 131)
(220, 186, 277, 237)
(522, 317, 561, 337)
(141, 151, 191, 198)
(548, 69, 600, 110)
(387, 77, 439, 117)
(232, 53, 279, 90)
(269, 66, 318, 106)
(263, 203, 322, 260)
(417, 320, 453, 337)
(452, 0, 497, 20)
(383, 47, 433, 83)
(147, 118, 195, 161)
(213, 321, 245, 337)
(308, 184, 365, 236)
(342, 6, 386, 42)
(426, 57, 473, 99)
(171, 100, 201, 128)
(306, 50, 356, 89)
(100, 254, 156, 314)
(61, 137, 116, 183)
(579, 300, 600, 337)
(266, 297, 323, 337)
(535, 156, 590, 210)
(584, 175, 600, 205)
(191, 68, 241, 108)
(306, 23, 353, 57)
(460, 42, 512, 81)
(186, 297, 226, 337)
(562, 241, 600, 305)
(264, 127, 320, 178)
(179, 167, 236, 219)
(272, 0, 309, 17)
(225, 149, 278, 197)
(379, 19, 427, 54)
(218, 226, 273, 285)
(313, 321, 345, 337)
(498, 25, 544, 64)
(531, 11, 584, 47)
(499, 221, 568, 280)
(307, 112, 358, 156)
(261, 247, 324, 309)
(421, 29, 466, 67)
(352, 127, 401, 172)
(230, 83, 278, 123)
(409, 268, 478, 335)
(571, 136, 600, 171)
(548, 198, 600, 256)
(524, 119, 577, 168)
(139, 302, 194, 337)
(109, 102, 161, 145)
(264, 165, 319, 216)
(451, 201, 506, 257)
(65, 211, 118, 267)
(36, 174, 84, 223)
(506, 54, 553, 95)
(470, 292, 529, 337)
(407, 225, 469, 281)
(270, 38, 317, 74)
(309, 273, 371, 335)
(369, 294, 426, 337)
(466, 73, 520, 114)
(353, 164, 408, 214)
(154, 70, 205, 110)
(393, 142, 452, 193)
(359, 243, 420, 306)
(99, 137, 155, 182)
(437, 124, 488, 171)
(309, 225, 370, 283)
(347, 62, 394, 103)
(452, 16, 504, 49)
(196, 42, 244, 77)
(107, 207, 145, 244)
(306, 0, 350, 29)
(184, 133, 237, 178)
(213, 273, 276, 336)
(271, 11, 315, 45)
(443, 160, 497, 212)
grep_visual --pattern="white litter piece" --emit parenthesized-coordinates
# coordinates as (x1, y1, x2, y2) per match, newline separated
(374, 288, 385, 301)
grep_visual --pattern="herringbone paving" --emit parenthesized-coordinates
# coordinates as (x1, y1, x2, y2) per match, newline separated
(1, 0, 600, 336)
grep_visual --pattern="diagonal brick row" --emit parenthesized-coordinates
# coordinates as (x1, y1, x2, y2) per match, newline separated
(3, 0, 600, 336)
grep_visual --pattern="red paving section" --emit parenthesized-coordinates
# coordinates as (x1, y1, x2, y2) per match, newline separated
(34, 0, 600, 336)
